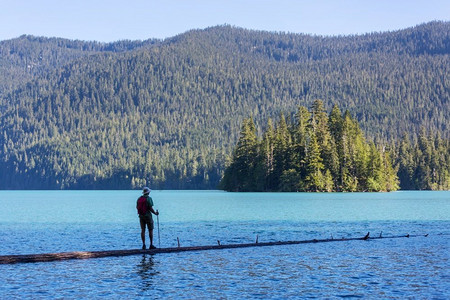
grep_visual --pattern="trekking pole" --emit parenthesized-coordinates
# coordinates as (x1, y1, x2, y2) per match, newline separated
(156, 210, 160, 248)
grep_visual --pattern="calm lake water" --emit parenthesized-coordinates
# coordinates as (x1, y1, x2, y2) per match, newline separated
(0, 190, 449, 299)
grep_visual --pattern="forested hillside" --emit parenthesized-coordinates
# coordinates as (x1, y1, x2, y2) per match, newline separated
(0, 35, 158, 96)
(0, 22, 449, 189)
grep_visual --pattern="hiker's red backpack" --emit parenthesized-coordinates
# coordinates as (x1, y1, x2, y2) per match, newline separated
(137, 196, 148, 215)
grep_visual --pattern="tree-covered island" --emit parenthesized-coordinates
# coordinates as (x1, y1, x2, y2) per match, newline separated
(221, 100, 449, 192)
(221, 100, 399, 192)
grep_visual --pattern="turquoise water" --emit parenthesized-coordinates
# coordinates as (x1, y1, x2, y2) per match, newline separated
(0, 190, 449, 298)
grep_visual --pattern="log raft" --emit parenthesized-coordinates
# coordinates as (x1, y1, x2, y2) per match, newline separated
(0, 233, 426, 264)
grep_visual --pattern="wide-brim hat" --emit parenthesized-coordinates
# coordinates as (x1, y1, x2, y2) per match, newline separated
(143, 187, 151, 195)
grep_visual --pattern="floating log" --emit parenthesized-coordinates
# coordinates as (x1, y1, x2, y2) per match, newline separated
(0, 233, 426, 264)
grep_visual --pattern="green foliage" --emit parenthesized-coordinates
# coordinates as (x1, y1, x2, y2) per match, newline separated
(0, 22, 449, 189)
(219, 118, 258, 191)
(221, 102, 400, 192)
(392, 131, 450, 190)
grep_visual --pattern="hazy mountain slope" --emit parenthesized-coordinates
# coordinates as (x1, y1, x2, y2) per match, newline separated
(0, 35, 159, 96)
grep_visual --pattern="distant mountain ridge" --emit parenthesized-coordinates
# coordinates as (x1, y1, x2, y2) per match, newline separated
(0, 35, 160, 96)
(0, 21, 448, 189)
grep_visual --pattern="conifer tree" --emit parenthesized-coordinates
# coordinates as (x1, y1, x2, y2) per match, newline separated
(291, 106, 310, 179)
(304, 133, 326, 191)
(261, 118, 275, 190)
(328, 104, 344, 188)
(383, 150, 400, 191)
(221, 117, 258, 191)
(273, 113, 292, 190)
(396, 134, 415, 189)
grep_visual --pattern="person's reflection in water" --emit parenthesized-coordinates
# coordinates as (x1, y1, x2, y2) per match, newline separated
(137, 254, 159, 292)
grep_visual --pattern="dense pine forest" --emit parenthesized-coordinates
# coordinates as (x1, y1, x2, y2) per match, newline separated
(221, 101, 399, 192)
(221, 101, 449, 192)
(0, 22, 449, 190)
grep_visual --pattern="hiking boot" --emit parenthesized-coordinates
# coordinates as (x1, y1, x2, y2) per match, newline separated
(149, 245, 157, 249)
(142, 244, 146, 250)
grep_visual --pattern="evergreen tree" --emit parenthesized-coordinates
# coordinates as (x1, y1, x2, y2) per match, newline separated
(396, 135, 415, 189)
(291, 106, 310, 180)
(304, 133, 326, 191)
(221, 117, 258, 191)
(273, 113, 292, 190)
(328, 104, 344, 188)
(261, 118, 276, 190)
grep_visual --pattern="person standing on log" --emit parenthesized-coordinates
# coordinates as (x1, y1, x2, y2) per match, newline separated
(137, 187, 159, 250)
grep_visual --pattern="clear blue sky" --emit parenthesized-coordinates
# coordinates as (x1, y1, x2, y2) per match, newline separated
(1, 0, 449, 42)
